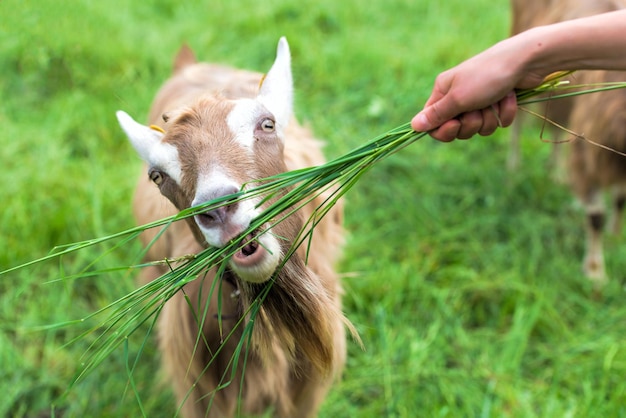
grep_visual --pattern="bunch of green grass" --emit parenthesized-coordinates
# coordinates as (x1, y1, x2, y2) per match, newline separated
(2, 74, 626, 405)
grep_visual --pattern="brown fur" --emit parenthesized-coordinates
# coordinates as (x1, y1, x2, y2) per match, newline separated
(509, 0, 559, 37)
(133, 46, 347, 417)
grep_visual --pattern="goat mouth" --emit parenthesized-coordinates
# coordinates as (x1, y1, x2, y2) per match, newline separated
(227, 226, 281, 283)
(231, 229, 265, 267)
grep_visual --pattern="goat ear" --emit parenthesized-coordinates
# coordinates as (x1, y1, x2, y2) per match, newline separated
(116, 110, 164, 161)
(258, 37, 293, 127)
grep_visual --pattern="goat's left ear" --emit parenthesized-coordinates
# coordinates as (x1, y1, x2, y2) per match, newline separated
(116, 110, 164, 161)
(258, 37, 293, 127)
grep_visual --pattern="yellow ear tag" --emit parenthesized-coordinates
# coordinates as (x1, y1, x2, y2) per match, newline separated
(149, 125, 166, 134)
(258, 74, 266, 90)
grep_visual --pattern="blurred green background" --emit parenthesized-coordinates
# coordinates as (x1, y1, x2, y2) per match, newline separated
(2, 0, 626, 417)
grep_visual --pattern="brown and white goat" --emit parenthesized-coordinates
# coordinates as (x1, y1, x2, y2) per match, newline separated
(510, 0, 626, 282)
(116, 38, 348, 417)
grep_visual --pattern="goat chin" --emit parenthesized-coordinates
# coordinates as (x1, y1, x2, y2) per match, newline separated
(228, 245, 282, 283)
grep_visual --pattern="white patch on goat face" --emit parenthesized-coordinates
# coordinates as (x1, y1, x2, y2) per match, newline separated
(149, 142, 183, 185)
(227, 99, 279, 150)
(116, 110, 183, 185)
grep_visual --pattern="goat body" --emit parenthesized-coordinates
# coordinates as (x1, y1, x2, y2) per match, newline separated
(568, 68, 626, 282)
(117, 39, 347, 417)
(510, 0, 626, 282)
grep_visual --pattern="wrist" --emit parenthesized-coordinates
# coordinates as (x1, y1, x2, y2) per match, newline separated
(517, 26, 556, 78)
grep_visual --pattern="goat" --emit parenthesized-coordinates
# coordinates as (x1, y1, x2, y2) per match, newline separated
(116, 38, 348, 417)
(510, 0, 626, 283)
(568, 68, 626, 283)
(568, 0, 626, 287)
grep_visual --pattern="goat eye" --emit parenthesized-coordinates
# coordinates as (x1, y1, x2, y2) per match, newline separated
(149, 170, 164, 185)
(260, 118, 275, 133)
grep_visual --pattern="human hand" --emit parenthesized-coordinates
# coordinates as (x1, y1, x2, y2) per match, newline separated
(412, 9, 626, 142)
(410, 34, 546, 141)
(411, 56, 521, 141)
(412, 90, 518, 142)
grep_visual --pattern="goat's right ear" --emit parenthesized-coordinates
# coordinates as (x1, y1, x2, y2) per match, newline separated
(116, 110, 164, 161)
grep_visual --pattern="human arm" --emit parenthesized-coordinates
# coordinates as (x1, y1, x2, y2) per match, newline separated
(412, 9, 626, 142)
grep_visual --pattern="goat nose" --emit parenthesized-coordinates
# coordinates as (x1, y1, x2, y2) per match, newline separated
(193, 186, 240, 229)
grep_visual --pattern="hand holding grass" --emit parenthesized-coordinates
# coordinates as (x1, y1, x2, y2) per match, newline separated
(413, 9, 626, 142)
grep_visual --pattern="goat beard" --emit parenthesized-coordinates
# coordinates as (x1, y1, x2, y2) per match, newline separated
(235, 254, 345, 379)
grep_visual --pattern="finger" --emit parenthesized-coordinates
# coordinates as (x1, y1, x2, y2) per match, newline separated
(412, 83, 463, 133)
(457, 110, 484, 139)
(478, 106, 500, 136)
(412, 78, 451, 132)
(498, 91, 518, 127)
(428, 119, 461, 142)
(411, 111, 433, 132)
(412, 102, 449, 133)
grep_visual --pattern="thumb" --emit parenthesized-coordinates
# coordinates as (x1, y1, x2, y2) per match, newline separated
(411, 98, 455, 132)
(410, 111, 434, 132)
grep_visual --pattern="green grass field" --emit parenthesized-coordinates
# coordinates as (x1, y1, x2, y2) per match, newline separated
(3, 0, 626, 417)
